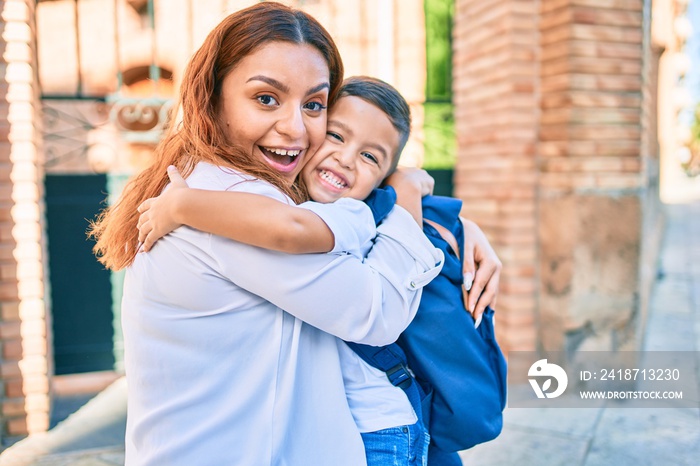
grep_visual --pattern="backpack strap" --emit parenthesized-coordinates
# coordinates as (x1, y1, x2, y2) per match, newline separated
(345, 341, 425, 426)
(344, 343, 412, 389)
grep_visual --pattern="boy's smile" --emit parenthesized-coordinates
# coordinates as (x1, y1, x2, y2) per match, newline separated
(301, 96, 400, 203)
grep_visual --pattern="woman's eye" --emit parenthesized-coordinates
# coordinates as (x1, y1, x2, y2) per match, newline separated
(362, 152, 379, 164)
(327, 131, 343, 142)
(305, 101, 327, 112)
(257, 95, 279, 106)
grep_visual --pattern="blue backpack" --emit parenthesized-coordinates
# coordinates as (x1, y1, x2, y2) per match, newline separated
(347, 188, 507, 464)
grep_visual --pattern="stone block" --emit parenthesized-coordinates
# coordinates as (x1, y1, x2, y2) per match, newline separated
(539, 195, 642, 351)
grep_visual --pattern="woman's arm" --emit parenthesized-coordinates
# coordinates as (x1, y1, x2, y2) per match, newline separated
(137, 166, 334, 254)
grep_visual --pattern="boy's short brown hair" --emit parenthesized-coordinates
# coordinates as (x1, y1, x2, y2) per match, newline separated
(338, 76, 411, 173)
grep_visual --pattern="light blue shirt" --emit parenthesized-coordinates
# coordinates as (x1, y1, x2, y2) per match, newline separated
(122, 162, 443, 465)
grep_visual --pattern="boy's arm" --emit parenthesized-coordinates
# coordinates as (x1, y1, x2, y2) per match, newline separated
(137, 166, 334, 254)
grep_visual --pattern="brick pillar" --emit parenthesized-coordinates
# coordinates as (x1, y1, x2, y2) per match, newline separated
(537, 0, 648, 352)
(0, 0, 51, 443)
(453, 0, 540, 352)
(454, 0, 656, 354)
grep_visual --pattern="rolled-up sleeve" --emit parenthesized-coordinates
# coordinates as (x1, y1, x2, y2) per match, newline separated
(297, 198, 376, 254)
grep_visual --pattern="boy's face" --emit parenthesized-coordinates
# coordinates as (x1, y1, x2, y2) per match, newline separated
(301, 96, 400, 203)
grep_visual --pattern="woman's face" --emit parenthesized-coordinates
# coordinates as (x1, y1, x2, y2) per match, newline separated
(218, 42, 331, 184)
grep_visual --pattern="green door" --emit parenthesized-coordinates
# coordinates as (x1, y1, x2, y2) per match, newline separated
(45, 174, 114, 375)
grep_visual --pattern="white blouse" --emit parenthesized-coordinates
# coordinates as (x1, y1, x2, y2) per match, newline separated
(122, 162, 443, 466)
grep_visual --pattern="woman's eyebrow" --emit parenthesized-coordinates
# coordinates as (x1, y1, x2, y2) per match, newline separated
(247, 75, 289, 93)
(245, 76, 329, 97)
(306, 82, 330, 96)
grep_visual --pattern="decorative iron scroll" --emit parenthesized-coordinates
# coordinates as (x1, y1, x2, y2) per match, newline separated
(109, 97, 174, 144)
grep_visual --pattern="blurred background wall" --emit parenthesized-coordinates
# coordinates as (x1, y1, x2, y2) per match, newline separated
(0, 0, 693, 445)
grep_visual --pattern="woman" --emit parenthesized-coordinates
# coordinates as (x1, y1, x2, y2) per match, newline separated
(91, 3, 500, 465)
(91, 4, 444, 465)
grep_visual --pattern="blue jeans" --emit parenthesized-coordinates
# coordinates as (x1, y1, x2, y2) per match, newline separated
(361, 422, 430, 466)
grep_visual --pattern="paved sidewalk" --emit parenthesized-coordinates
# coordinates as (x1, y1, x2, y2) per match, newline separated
(1, 202, 699, 466)
(0, 377, 126, 466)
(460, 202, 700, 466)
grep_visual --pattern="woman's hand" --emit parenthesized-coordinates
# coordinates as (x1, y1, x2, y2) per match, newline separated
(460, 218, 502, 325)
(384, 167, 434, 224)
(137, 166, 189, 252)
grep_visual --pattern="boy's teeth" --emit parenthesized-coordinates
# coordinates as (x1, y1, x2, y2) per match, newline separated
(320, 170, 347, 188)
(265, 147, 300, 157)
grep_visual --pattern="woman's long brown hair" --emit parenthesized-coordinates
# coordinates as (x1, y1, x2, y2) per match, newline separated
(89, 2, 344, 270)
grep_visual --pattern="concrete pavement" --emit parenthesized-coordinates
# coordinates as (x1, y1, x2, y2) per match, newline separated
(460, 202, 700, 466)
(1, 202, 699, 466)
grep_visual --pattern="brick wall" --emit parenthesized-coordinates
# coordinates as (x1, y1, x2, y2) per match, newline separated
(454, 0, 661, 354)
(453, 0, 540, 352)
(0, 0, 50, 442)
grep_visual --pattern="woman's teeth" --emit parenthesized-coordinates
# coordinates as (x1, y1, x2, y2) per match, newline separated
(320, 170, 347, 189)
(264, 147, 301, 157)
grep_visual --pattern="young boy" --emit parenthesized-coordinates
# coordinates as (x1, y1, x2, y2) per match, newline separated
(137, 76, 458, 465)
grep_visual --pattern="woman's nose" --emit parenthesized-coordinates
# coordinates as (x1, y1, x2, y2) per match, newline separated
(275, 105, 306, 141)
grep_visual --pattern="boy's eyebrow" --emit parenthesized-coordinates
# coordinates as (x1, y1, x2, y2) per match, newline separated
(366, 142, 389, 163)
(329, 120, 389, 162)
(247, 76, 329, 96)
(328, 120, 354, 136)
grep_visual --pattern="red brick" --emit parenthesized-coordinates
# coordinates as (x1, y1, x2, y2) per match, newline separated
(0, 321, 21, 339)
(0, 300, 21, 320)
(2, 399, 25, 417)
(6, 417, 28, 436)
(0, 281, 20, 300)
(4, 378, 24, 398)
(0, 361, 21, 378)
(571, 6, 642, 27)
(2, 338, 23, 359)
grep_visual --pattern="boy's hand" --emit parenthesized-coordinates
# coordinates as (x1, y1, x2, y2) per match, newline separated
(460, 218, 502, 325)
(385, 167, 434, 197)
(137, 166, 189, 252)
(384, 167, 434, 224)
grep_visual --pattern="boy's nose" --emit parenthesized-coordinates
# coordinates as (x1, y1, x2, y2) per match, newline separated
(334, 148, 355, 169)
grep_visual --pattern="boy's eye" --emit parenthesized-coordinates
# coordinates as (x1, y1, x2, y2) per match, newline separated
(327, 131, 343, 142)
(257, 95, 279, 106)
(304, 101, 327, 112)
(362, 152, 379, 165)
